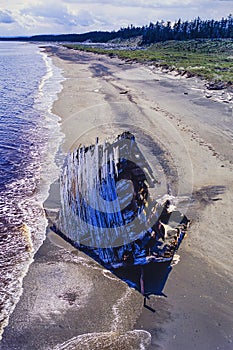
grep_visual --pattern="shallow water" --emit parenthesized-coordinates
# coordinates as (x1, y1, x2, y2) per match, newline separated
(0, 42, 64, 339)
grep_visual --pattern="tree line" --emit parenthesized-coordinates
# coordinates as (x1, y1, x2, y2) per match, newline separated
(141, 15, 233, 44)
(0, 15, 232, 43)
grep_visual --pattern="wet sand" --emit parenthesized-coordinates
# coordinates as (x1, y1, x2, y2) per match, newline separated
(1, 45, 233, 349)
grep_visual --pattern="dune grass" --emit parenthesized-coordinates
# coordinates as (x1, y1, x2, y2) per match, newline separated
(65, 39, 233, 83)
(147, 40, 233, 82)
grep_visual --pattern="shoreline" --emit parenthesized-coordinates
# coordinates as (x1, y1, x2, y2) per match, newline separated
(64, 43, 233, 100)
(1, 45, 232, 350)
(0, 43, 65, 343)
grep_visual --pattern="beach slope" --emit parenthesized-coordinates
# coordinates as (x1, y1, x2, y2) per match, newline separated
(0, 45, 232, 350)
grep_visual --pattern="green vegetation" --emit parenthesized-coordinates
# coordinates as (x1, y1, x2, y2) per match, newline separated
(65, 39, 233, 84)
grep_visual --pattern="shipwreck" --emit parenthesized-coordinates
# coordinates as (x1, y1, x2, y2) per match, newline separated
(51, 131, 190, 299)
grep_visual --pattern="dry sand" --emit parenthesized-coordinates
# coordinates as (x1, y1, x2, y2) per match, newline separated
(0, 45, 232, 350)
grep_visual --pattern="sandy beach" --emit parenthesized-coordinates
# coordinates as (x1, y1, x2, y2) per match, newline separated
(1, 45, 232, 350)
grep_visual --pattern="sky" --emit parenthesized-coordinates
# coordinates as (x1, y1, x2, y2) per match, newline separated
(0, 0, 232, 37)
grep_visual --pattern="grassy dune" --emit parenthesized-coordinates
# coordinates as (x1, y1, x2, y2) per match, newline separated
(65, 39, 233, 84)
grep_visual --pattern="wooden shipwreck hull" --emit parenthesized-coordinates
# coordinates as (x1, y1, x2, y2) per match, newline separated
(52, 132, 190, 295)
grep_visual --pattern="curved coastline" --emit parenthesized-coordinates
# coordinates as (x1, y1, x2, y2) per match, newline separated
(0, 43, 65, 341)
(1, 45, 232, 350)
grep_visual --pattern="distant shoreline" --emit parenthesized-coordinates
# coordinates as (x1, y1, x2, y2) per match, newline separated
(63, 39, 233, 90)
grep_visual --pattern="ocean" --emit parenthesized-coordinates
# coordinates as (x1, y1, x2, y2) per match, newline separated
(0, 43, 152, 350)
(0, 41, 64, 338)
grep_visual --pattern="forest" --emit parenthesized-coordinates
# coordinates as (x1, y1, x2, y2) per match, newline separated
(0, 15, 232, 43)
(141, 15, 233, 44)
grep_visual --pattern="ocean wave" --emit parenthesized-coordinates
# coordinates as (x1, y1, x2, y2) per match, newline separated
(0, 43, 65, 340)
(52, 330, 151, 350)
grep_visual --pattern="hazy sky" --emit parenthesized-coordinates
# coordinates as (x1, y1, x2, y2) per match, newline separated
(0, 0, 232, 36)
